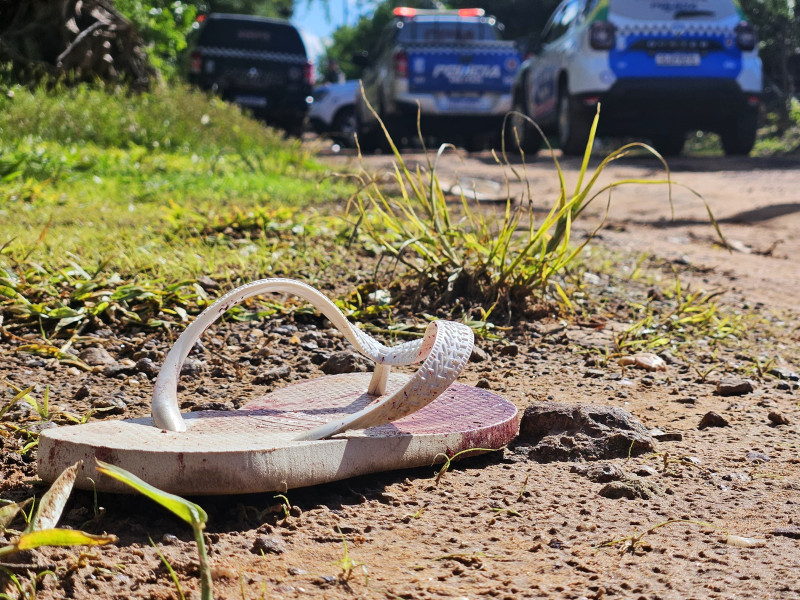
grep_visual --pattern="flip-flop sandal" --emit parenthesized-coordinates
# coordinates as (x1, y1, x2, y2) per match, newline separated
(38, 279, 518, 495)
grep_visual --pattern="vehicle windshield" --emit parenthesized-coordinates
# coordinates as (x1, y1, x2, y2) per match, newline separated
(397, 17, 501, 42)
(198, 17, 306, 53)
(610, 0, 737, 20)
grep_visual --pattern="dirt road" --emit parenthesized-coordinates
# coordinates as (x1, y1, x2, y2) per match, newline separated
(320, 145, 800, 311)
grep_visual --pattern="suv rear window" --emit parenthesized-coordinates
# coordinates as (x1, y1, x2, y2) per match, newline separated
(198, 16, 306, 54)
(610, 0, 738, 20)
(397, 17, 501, 43)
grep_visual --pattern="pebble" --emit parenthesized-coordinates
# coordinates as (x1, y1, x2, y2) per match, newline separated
(772, 526, 800, 539)
(633, 465, 659, 477)
(571, 463, 626, 483)
(181, 358, 204, 376)
(618, 353, 666, 372)
(162, 534, 179, 544)
(726, 535, 766, 548)
(498, 343, 519, 357)
(746, 451, 770, 463)
(469, 346, 490, 363)
(768, 411, 790, 426)
(584, 369, 605, 378)
(92, 397, 126, 414)
(476, 378, 491, 389)
(79, 346, 116, 366)
(769, 367, 800, 381)
(251, 535, 286, 555)
(253, 365, 291, 385)
(598, 480, 657, 500)
(135, 358, 159, 379)
(716, 377, 754, 396)
(648, 428, 683, 442)
(698, 411, 729, 429)
(320, 351, 369, 375)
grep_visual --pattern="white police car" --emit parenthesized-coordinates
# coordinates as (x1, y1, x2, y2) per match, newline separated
(510, 0, 762, 156)
(308, 79, 359, 146)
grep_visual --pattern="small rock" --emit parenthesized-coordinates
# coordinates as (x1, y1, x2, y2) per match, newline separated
(287, 567, 307, 576)
(584, 369, 605, 378)
(598, 480, 658, 500)
(135, 358, 160, 379)
(649, 428, 683, 442)
(101, 364, 136, 378)
(92, 397, 126, 414)
(746, 451, 770, 463)
(499, 344, 519, 357)
(716, 377, 754, 397)
(73, 385, 91, 401)
(320, 351, 369, 375)
(253, 365, 291, 385)
(722, 472, 752, 482)
(475, 378, 491, 389)
(196, 276, 220, 290)
(768, 411, 790, 426)
(317, 575, 337, 585)
(726, 535, 766, 548)
(698, 411, 729, 429)
(251, 536, 285, 555)
(162, 534, 179, 544)
(79, 347, 116, 366)
(469, 346, 490, 363)
(618, 353, 666, 372)
(633, 465, 659, 477)
(676, 396, 697, 405)
(571, 462, 626, 483)
(769, 367, 800, 381)
(181, 358, 203, 376)
(772, 526, 800, 539)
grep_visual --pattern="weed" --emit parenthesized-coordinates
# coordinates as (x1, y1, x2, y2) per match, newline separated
(95, 460, 212, 600)
(273, 494, 291, 520)
(348, 99, 723, 321)
(594, 518, 714, 553)
(0, 568, 57, 600)
(433, 447, 503, 485)
(332, 527, 367, 584)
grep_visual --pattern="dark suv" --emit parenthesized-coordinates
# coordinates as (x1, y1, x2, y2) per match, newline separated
(188, 13, 314, 135)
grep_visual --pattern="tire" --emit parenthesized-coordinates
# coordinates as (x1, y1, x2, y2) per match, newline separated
(355, 109, 380, 153)
(557, 88, 593, 156)
(283, 117, 306, 139)
(650, 132, 686, 157)
(720, 111, 757, 156)
(506, 101, 541, 155)
(332, 106, 357, 148)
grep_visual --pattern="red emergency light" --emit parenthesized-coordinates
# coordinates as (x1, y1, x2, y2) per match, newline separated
(458, 8, 485, 16)
(393, 7, 417, 17)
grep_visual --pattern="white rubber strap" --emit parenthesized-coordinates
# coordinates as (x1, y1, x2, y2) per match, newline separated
(151, 278, 474, 440)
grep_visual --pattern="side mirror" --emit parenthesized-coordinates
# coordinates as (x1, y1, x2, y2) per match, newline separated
(351, 52, 370, 68)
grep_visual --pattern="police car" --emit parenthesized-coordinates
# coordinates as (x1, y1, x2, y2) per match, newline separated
(510, 0, 762, 156)
(355, 7, 520, 152)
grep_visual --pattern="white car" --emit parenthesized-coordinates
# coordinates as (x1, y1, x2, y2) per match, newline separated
(510, 0, 763, 156)
(308, 79, 359, 146)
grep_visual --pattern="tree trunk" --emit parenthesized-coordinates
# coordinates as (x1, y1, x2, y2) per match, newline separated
(0, 0, 153, 87)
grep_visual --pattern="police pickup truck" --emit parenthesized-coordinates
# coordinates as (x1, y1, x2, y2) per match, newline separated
(355, 7, 521, 151)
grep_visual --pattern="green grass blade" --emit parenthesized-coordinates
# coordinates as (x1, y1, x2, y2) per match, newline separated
(95, 459, 208, 527)
(26, 461, 80, 533)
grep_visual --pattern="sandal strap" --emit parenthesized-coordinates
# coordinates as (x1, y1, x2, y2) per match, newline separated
(151, 278, 474, 438)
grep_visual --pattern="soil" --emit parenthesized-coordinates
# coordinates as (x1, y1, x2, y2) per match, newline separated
(2, 144, 799, 600)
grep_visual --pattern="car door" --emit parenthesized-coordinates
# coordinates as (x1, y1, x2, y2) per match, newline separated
(526, 0, 583, 124)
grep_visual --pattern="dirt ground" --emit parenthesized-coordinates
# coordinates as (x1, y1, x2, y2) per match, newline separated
(2, 144, 800, 600)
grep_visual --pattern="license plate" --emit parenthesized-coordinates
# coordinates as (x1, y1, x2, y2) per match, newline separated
(655, 53, 701, 67)
(234, 95, 267, 107)
(448, 94, 481, 105)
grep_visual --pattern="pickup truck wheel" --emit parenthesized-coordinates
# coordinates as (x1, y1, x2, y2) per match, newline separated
(650, 132, 686, 157)
(506, 103, 541, 155)
(356, 112, 380, 153)
(333, 106, 357, 148)
(557, 90, 592, 156)
(720, 111, 757, 156)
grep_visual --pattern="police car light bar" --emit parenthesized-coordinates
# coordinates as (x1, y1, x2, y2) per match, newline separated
(393, 7, 486, 18)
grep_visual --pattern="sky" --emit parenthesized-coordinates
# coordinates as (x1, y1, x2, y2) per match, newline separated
(292, 0, 376, 60)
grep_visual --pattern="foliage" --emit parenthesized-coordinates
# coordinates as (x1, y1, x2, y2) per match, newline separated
(348, 105, 704, 320)
(95, 460, 212, 600)
(115, 0, 199, 77)
(0, 81, 351, 338)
